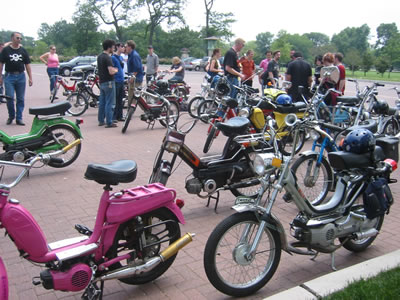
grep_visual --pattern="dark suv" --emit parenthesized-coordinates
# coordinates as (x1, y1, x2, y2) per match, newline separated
(59, 56, 97, 76)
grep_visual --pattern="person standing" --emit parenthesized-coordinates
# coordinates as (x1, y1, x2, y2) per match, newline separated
(335, 52, 346, 95)
(112, 43, 125, 122)
(223, 38, 246, 98)
(40, 45, 59, 98)
(0, 42, 4, 95)
(262, 50, 281, 88)
(259, 50, 272, 89)
(285, 51, 312, 102)
(0, 32, 33, 125)
(145, 45, 159, 83)
(238, 49, 255, 87)
(97, 39, 118, 128)
(207, 48, 223, 88)
(125, 40, 144, 105)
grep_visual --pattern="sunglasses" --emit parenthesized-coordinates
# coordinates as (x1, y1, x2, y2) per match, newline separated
(51, 48, 56, 50)
(15, 37, 22, 40)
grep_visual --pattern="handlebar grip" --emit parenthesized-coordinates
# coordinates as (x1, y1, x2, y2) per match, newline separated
(62, 139, 81, 153)
(49, 157, 64, 164)
(318, 122, 344, 132)
(376, 83, 385, 87)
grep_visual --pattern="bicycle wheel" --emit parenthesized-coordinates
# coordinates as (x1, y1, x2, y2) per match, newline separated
(106, 208, 181, 285)
(383, 118, 400, 136)
(278, 127, 306, 156)
(197, 100, 218, 123)
(66, 92, 88, 116)
(204, 212, 281, 297)
(187, 96, 205, 118)
(42, 124, 82, 168)
(50, 82, 59, 103)
(121, 106, 135, 133)
(291, 154, 333, 205)
(159, 101, 179, 128)
(203, 126, 218, 153)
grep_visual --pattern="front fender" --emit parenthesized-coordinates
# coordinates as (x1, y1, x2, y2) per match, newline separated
(298, 150, 319, 157)
(0, 257, 8, 300)
(232, 204, 289, 252)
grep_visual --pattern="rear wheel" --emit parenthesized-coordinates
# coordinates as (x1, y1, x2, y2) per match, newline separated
(278, 127, 306, 156)
(188, 96, 205, 118)
(106, 208, 181, 285)
(121, 106, 136, 133)
(197, 100, 219, 124)
(159, 100, 179, 128)
(383, 118, 400, 136)
(66, 92, 88, 116)
(43, 124, 81, 168)
(50, 82, 59, 103)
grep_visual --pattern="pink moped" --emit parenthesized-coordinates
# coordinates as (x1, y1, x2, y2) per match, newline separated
(0, 140, 194, 299)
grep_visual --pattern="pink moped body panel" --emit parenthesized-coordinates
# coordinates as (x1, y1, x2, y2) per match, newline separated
(0, 258, 8, 300)
(106, 183, 180, 223)
(1, 203, 48, 258)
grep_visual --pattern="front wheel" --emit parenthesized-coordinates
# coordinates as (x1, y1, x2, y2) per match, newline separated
(43, 124, 82, 168)
(204, 212, 281, 297)
(66, 92, 88, 116)
(187, 96, 205, 118)
(121, 106, 136, 133)
(197, 100, 218, 124)
(382, 118, 400, 136)
(291, 154, 334, 205)
(106, 208, 181, 285)
(278, 127, 306, 156)
(50, 82, 59, 103)
(159, 100, 179, 128)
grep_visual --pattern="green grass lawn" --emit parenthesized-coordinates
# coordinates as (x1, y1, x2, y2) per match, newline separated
(345, 70, 400, 82)
(322, 266, 400, 300)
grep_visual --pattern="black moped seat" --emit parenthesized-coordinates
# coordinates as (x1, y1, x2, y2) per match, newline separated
(29, 101, 72, 116)
(336, 96, 361, 106)
(340, 119, 377, 135)
(217, 117, 250, 137)
(328, 146, 384, 170)
(246, 99, 275, 110)
(85, 160, 137, 185)
(168, 79, 185, 84)
(274, 102, 307, 114)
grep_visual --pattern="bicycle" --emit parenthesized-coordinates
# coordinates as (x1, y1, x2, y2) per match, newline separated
(50, 75, 82, 103)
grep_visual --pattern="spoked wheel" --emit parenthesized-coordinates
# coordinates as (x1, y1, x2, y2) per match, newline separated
(204, 212, 281, 297)
(383, 118, 400, 136)
(203, 126, 218, 153)
(159, 100, 180, 128)
(50, 83, 59, 103)
(121, 106, 136, 133)
(188, 96, 205, 118)
(197, 100, 219, 124)
(43, 124, 81, 168)
(291, 154, 334, 205)
(106, 208, 181, 285)
(339, 196, 384, 252)
(278, 127, 306, 156)
(66, 92, 88, 116)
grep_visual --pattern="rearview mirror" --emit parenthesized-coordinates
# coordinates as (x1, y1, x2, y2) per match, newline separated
(321, 66, 339, 84)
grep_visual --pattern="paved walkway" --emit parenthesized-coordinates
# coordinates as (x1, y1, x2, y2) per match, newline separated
(0, 66, 399, 299)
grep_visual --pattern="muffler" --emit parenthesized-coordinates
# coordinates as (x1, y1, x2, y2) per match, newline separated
(95, 233, 194, 282)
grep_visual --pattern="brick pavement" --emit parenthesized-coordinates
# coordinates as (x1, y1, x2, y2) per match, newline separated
(0, 66, 399, 299)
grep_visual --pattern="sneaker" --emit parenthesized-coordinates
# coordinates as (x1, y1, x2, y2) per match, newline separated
(16, 120, 25, 126)
(98, 122, 105, 126)
(6, 118, 13, 125)
(105, 123, 118, 128)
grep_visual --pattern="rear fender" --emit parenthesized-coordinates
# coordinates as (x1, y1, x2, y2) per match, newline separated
(0, 257, 8, 300)
(232, 204, 289, 252)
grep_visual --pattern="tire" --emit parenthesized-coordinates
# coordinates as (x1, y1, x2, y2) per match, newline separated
(197, 100, 218, 124)
(50, 83, 59, 103)
(106, 208, 181, 285)
(383, 118, 400, 136)
(339, 197, 384, 252)
(43, 124, 82, 168)
(121, 106, 135, 133)
(291, 154, 333, 205)
(62, 68, 71, 77)
(195, 66, 200, 71)
(204, 212, 281, 297)
(159, 101, 179, 128)
(278, 127, 306, 156)
(66, 92, 88, 116)
(203, 126, 218, 153)
(187, 96, 205, 118)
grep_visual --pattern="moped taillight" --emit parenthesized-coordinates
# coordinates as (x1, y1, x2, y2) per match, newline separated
(175, 199, 185, 208)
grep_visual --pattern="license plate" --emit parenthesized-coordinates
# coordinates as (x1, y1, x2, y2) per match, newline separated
(234, 196, 256, 205)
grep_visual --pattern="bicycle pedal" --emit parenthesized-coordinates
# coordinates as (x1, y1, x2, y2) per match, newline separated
(75, 224, 93, 236)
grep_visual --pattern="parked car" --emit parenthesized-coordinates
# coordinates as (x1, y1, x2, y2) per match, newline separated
(59, 56, 97, 77)
(200, 56, 210, 70)
(71, 61, 97, 79)
(185, 58, 202, 71)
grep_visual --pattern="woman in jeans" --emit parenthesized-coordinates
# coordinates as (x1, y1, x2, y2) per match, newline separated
(40, 45, 59, 98)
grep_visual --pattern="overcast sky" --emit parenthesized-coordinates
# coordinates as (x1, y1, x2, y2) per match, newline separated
(1, 0, 399, 43)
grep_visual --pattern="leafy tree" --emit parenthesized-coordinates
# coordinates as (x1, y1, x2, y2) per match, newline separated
(270, 30, 292, 65)
(381, 32, 400, 77)
(207, 11, 235, 42)
(343, 48, 361, 75)
(255, 31, 274, 60)
(375, 23, 398, 49)
(285, 34, 313, 62)
(304, 32, 330, 47)
(37, 21, 76, 54)
(84, 0, 136, 41)
(331, 24, 370, 56)
(163, 26, 203, 58)
(361, 49, 375, 76)
(204, 0, 214, 38)
(139, 0, 186, 46)
(375, 56, 390, 77)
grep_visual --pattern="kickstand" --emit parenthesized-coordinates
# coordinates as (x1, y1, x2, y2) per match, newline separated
(206, 191, 220, 213)
(147, 120, 155, 130)
(330, 252, 337, 271)
(81, 281, 103, 300)
(310, 251, 319, 261)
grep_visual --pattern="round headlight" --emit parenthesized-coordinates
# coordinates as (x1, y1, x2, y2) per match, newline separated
(310, 130, 320, 141)
(252, 153, 277, 176)
(238, 107, 250, 118)
(134, 90, 141, 98)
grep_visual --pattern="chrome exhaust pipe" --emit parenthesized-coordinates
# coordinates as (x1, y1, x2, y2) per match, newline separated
(354, 229, 378, 240)
(95, 233, 194, 282)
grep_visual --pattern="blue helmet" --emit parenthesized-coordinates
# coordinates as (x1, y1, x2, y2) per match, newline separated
(342, 128, 375, 154)
(276, 94, 292, 105)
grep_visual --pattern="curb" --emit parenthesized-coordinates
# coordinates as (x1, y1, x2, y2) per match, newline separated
(265, 249, 400, 300)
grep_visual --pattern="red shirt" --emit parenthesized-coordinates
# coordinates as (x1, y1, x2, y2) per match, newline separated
(238, 57, 255, 80)
(337, 64, 346, 94)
